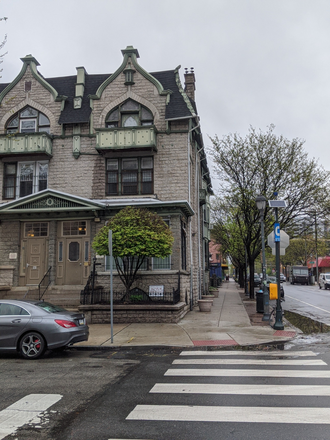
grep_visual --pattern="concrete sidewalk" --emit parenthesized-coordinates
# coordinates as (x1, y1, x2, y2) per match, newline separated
(76, 280, 297, 349)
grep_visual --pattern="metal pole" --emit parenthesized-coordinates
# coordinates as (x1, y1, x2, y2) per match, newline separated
(245, 246, 249, 296)
(260, 208, 270, 320)
(274, 207, 284, 330)
(315, 212, 319, 285)
(108, 230, 113, 343)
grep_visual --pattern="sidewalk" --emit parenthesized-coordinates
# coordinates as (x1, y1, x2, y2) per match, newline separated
(76, 280, 297, 349)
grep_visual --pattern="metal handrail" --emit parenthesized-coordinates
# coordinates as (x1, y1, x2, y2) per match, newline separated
(38, 266, 52, 300)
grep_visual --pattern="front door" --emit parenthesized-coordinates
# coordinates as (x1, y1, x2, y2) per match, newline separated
(26, 238, 46, 284)
(66, 238, 84, 285)
(20, 222, 48, 286)
(56, 221, 90, 286)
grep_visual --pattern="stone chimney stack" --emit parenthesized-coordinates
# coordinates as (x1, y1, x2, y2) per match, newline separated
(184, 67, 196, 101)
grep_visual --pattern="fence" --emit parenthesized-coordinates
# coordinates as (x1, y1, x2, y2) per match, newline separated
(80, 286, 180, 306)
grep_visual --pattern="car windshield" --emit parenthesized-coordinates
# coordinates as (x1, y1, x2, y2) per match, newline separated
(267, 277, 276, 283)
(35, 302, 67, 313)
(325, 275, 330, 280)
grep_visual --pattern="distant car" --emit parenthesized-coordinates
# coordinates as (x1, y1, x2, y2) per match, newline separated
(254, 275, 261, 286)
(280, 273, 286, 283)
(265, 276, 285, 300)
(319, 273, 330, 290)
(0, 300, 89, 359)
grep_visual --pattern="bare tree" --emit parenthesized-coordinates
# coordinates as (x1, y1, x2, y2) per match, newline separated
(0, 17, 8, 78)
(210, 125, 330, 297)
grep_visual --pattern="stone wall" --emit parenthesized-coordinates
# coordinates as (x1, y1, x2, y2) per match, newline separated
(79, 302, 189, 324)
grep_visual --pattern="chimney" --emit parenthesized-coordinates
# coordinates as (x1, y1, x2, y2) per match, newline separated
(184, 67, 196, 101)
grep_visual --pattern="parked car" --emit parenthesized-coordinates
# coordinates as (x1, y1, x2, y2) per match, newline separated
(265, 276, 285, 300)
(0, 300, 89, 359)
(319, 273, 330, 290)
(280, 273, 286, 283)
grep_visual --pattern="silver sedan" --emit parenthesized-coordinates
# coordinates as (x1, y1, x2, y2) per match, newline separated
(0, 299, 89, 359)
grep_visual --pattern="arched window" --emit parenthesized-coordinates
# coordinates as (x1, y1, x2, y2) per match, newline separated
(105, 99, 153, 128)
(6, 106, 50, 134)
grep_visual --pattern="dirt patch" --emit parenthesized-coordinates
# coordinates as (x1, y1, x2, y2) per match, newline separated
(284, 310, 330, 334)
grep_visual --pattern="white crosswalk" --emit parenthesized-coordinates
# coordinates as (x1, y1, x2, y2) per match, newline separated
(0, 394, 62, 440)
(126, 349, 330, 425)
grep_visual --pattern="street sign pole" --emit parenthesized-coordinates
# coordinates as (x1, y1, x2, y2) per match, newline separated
(108, 230, 113, 343)
(274, 211, 284, 330)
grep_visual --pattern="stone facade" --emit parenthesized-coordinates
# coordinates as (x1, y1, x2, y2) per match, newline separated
(0, 47, 212, 321)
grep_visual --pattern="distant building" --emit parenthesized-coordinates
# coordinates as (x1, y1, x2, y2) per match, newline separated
(0, 47, 212, 321)
(209, 240, 227, 280)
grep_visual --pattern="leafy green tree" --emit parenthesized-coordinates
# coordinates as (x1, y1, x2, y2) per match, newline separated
(92, 206, 174, 293)
(210, 124, 330, 297)
(281, 238, 328, 266)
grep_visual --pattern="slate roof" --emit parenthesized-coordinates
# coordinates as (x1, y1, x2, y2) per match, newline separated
(0, 66, 195, 125)
(151, 70, 194, 120)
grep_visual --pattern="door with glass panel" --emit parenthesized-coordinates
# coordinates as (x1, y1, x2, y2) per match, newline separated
(57, 221, 90, 285)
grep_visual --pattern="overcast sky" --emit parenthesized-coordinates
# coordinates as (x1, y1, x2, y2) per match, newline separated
(1, 0, 329, 193)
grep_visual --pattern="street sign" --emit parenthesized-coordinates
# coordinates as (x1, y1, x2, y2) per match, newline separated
(267, 230, 290, 248)
(274, 223, 280, 242)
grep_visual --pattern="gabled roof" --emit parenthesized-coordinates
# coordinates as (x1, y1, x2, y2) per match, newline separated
(0, 189, 105, 213)
(0, 48, 197, 126)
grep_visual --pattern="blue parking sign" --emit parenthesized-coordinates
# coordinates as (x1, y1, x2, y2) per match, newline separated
(274, 223, 280, 242)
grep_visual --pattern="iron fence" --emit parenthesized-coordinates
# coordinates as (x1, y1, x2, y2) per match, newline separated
(80, 287, 180, 306)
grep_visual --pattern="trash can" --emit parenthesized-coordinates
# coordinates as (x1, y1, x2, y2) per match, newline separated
(309, 276, 315, 285)
(256, 289, 264, 313)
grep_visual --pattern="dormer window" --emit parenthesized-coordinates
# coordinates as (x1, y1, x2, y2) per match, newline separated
(6, 106, 50, 134)
(105, 99, 153, 128)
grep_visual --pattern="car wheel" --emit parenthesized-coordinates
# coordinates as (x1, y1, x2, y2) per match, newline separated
(19, 332, 46, 360)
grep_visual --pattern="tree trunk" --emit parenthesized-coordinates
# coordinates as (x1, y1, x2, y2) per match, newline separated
(249, 261, 255, 299)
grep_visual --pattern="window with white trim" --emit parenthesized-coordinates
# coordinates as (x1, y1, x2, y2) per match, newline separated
(6, 106, 50, 134)
(105, 99, 153, 128)
(3, 161, 48, 199)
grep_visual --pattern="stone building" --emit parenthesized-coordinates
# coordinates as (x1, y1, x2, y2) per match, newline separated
(0, 46, 212, 322)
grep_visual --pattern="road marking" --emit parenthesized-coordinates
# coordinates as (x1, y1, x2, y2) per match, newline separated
(180, 350, 316, 356)
(165, 368, 330, 378)
(173, 358, 325, 366)
(286, 295, 330, 314)
(150, 383, 330, 396)
(126, 405, 330, 424)
(0, 394, 62, 440)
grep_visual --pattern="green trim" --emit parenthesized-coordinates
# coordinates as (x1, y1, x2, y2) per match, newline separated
(0, 189, 105, 213)
(0, 55, 62, 105)
(92, 46, 172, 101)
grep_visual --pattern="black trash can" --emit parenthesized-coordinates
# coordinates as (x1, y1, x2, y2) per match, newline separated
(256, 289, 264, 313)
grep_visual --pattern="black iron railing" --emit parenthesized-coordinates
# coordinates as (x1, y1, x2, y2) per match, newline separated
(39, 266, 52, 300)
(80, 271, 181, 306)
(80, 288, 180, 305)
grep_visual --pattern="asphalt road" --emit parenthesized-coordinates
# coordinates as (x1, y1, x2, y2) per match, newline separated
(282, 282, 330, 325)
(2, 346, 330, 440)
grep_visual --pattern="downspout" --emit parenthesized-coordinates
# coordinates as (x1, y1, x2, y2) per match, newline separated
(196, 146, 202, 299)
(188, 118, 200, 310)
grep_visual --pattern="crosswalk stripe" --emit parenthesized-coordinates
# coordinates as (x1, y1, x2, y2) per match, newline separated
(126, 405, 330, 424)
(0, 394, 62, 440)
(165, 368, 330, 378)
(173, 358, 326, 366)
(180, 350, 316, 357)
(150, 383, 330, 395)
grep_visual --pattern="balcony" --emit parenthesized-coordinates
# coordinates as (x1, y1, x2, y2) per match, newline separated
(95, 126, 157, 152)
(0, 133, 53, 157)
